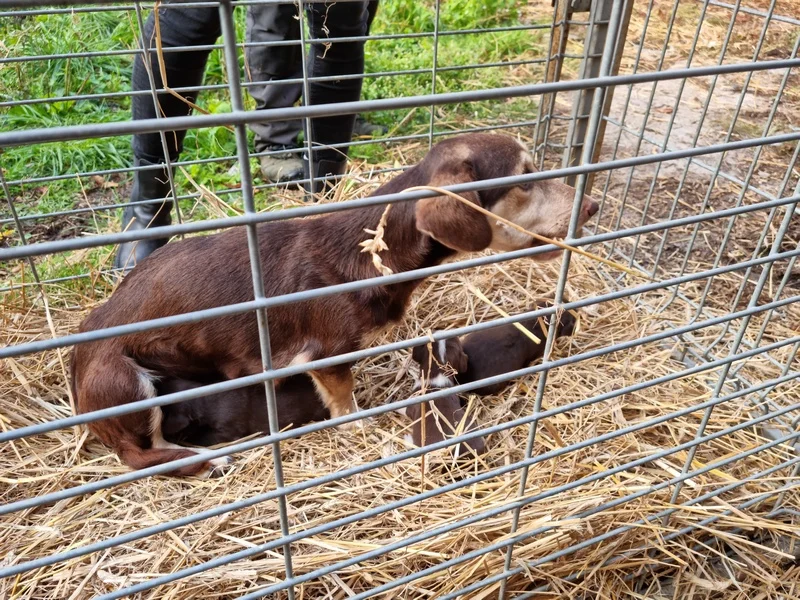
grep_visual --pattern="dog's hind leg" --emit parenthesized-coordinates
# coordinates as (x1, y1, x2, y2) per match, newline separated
(309, 365, 360, 430)
(75, 349, 230, 478)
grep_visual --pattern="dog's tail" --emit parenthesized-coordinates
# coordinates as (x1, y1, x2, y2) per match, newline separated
(74, 346, 216, 477)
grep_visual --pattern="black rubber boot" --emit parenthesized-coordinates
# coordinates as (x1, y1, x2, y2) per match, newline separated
(114, 158, 173, 273)
(353, 115, 388, 138)
(302, 157, 348, 200)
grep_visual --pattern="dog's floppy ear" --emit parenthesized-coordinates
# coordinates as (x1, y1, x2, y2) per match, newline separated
(415, 160, 492, 252)
(446, 339, 469, 375)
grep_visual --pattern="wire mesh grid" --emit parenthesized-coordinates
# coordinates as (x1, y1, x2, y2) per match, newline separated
(1, 0, 799, 597)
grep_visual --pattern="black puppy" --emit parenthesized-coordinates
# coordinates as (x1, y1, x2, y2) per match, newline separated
(405, 341, 486, 457)
(458, 304, 577, 396)
(160, 375, 329, 447)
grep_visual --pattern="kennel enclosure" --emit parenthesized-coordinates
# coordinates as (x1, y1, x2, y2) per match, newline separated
(1, 0, 800, 597)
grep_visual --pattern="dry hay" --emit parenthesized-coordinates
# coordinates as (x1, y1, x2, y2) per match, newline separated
(2, 0, 798, 595)
(2, 213, 799, 599)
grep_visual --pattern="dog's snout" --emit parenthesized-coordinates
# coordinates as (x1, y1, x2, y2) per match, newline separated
(584, 198, 600, 218)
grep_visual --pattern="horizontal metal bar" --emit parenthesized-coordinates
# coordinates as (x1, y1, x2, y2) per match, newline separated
(512, 484, 800, 599)
(2, 59, 798, 148)
(12, 364, 795, 585)
(5, 128, 800, 266)
(0, 3, 133, 14)
(227, 389, 800, 598)
(1, 56, 549, 112)
(1, 120, 549, 206)
(0, 267, 125, 294)
(707, 0, 800, 26)
(0, 23, 551, 66)
(2, 117, 546, 191)
(0, 0, 363, 7)
(4, 183, 799, 362)
(0, 31, 549, 67)
(2, 290, 797, 520)
(105, 400, 800, 599)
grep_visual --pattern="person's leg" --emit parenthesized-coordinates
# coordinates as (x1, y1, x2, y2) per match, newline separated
(353, 0, 387, 138)
(245, 1, 305, 184)
(304, 1, 369, 195)
(116, 2, 221, 272)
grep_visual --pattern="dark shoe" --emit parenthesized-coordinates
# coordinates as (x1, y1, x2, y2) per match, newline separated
(302, 157, 347, 200)
(353, 115, 387, 138)
(114, 158, 173, 273)
(259, 145, 304, 185)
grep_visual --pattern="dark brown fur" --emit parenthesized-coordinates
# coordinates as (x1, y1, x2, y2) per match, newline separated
(71, 133, 597, 476)
(407, 340, 486, 457)
(160, 375, 329, 447)
(458, 303, 577, 396)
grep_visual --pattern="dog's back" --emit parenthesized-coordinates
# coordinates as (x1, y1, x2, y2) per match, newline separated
(459, 306, 577, 395)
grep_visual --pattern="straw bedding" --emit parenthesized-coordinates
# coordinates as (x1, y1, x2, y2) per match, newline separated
(2, 218, 799, 599)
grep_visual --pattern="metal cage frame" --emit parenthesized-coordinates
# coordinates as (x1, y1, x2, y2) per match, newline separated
(2, 0, 799, 597)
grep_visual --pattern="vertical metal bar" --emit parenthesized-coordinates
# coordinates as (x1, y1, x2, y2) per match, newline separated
(705, 137, 799, 356)
(583, 0, 633, 194)
(498, 3, 626, 597)
(772, 347, 800, 509)
(217, 1, 296, 597)
(685, 33, 800, 330)
(134, 2, 184, 234)
(745, 170, 800, 351)
(1, 168, 44, 291)
(428, 0, 441, 149)
(666, 178, 800, 514)
(536, 0, 572, 170)
(562, 2, 599, 178)
(297, 0, 315, 195)
(593, 0, 653, 236)
(625, 0, 741, 271)
(532, 2, 562, 168)
(606, 0, 698, 259)
(564, 0, 632, 192)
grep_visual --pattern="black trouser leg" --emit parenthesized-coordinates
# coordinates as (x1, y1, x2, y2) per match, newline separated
(245, 1, 304, 152)
(118, 2, 221, 271)
(303, 1, 369, 194)
(131, 2, 221, 162)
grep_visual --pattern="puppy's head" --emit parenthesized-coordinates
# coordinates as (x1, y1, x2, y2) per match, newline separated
(411, 338, 469, 389)
(556, 310, 578, 338)
(415, 133, 599, 259)
(525, 301, 579, 339)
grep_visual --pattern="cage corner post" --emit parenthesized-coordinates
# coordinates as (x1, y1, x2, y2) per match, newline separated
(563, 0, 634, 194)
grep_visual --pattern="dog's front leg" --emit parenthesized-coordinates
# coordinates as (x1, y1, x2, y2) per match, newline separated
(309, 365, 360, 429)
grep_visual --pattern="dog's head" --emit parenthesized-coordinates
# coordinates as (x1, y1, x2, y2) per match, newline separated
(415, 133, 599, 259)
(411, 337, 469, 388)
(522, 301, 579, 339)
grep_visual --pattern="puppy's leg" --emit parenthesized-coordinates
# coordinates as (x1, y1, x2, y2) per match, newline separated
(150, 406, 233, 478)
(309, 366, 360, 430)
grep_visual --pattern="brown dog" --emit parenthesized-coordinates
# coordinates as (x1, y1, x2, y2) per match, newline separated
(71, 133, 598, 476)
(404, 341, 485, 458)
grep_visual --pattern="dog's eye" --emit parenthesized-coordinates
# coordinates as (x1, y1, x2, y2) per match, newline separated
(519, 168, 534, 191)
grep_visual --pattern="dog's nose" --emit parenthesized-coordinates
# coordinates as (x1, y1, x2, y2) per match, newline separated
(584, 198, 600, 218)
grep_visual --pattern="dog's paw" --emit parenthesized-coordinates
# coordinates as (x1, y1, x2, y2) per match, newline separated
(199, 454, 234, 479)
(336, 417, 365, 432)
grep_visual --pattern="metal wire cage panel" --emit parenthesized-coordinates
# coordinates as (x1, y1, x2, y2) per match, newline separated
(1, 0, 799, 598)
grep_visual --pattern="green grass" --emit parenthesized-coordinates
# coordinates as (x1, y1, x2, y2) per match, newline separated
(1, 0, 545, 291)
